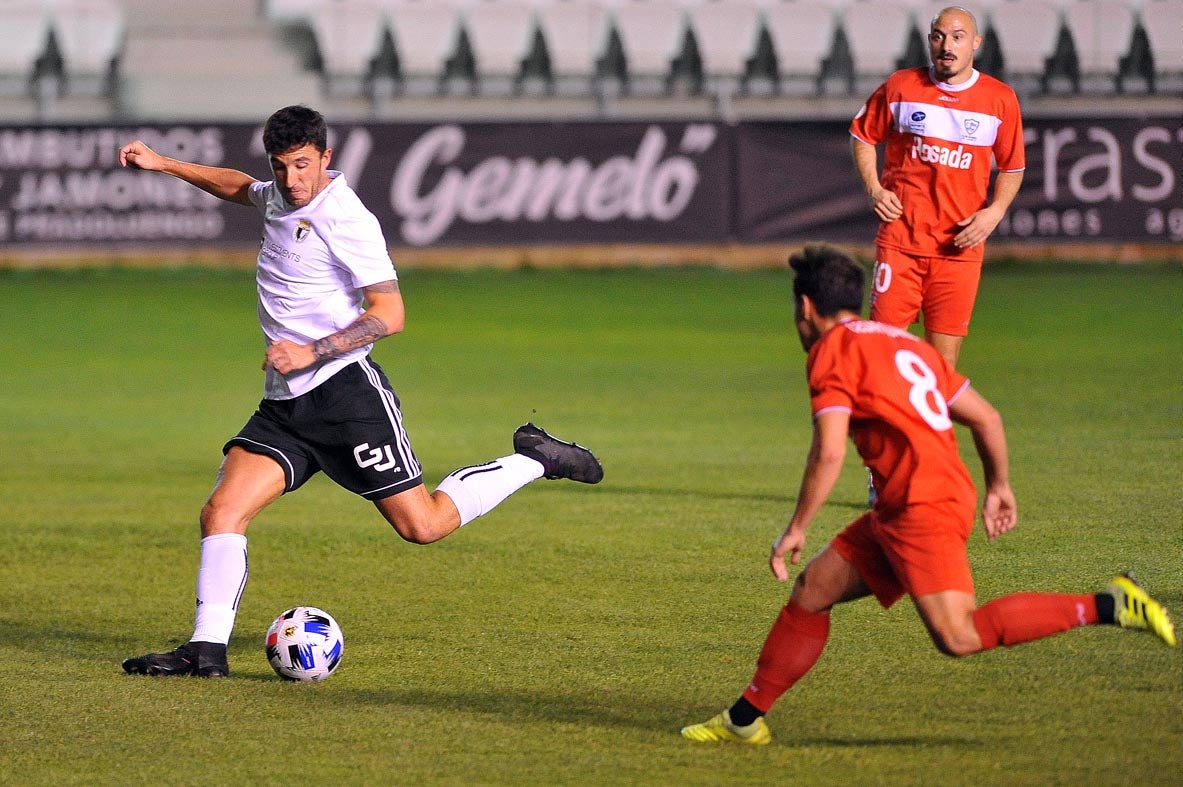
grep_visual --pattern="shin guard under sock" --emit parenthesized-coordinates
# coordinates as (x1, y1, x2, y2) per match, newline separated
(973, 593, 1099, 650)
(741, 599, 831, 714)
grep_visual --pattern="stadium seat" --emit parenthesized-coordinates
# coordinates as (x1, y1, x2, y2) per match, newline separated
(841, 0, 918, 93)
(1139, 0, 1183, 92)
(48, 0, 126, 97)
(986, 0, 1064, 93)
(610, 0, 690, 95)
(1063, 0, 1140, 93)
(763, 0, 840, 95)
(685, 0, 764, 108)
(463, 0, 538, 96)
(308, 1, 388, 97)
(535, 0, 613, 96)
(385, 1, 464, 95)
(0, 2, 51, 97)
(262, 0, 320, 24)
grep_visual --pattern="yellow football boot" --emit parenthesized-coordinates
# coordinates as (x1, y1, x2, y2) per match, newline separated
(1110, 573, 1176, 647)
(681, 710, 772, 745)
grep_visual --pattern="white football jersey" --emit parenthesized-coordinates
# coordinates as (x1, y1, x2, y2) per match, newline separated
(248, 172, 397, 399)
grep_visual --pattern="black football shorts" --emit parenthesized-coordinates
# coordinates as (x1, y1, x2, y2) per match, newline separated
(225, 357, 424, 500)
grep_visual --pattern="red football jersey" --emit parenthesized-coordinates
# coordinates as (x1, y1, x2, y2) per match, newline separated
(850, 67, 1025, 260)
(807, 319, 976, 513)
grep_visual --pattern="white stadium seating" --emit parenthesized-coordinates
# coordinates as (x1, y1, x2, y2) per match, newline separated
(463, 0, 538, 95)
(48, 0, 126, 97)
(763, 0, 840, 94)
(384, 2, 464, 95)
(841, 0, 918, 93)
(686, 0, 763, 83)
(308, 0, 387, 97)
(1139, 0, 1183, 91)
(1063, 0, 1140, 92)
(610, 0, 688, 94)
(0, 2, 51, 97)
(986, 0, 1064, 92)
(1, 0, 1179, 121)
(536, 0, 613, 95)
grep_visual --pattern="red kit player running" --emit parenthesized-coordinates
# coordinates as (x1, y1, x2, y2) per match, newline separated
(681, 246, 1175, 746)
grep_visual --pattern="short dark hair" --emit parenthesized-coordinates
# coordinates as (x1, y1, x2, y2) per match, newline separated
(262, 105, 328, 155)
(789, 245, 865, 316)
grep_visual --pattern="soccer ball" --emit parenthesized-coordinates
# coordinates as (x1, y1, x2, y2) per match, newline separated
(265, 606, 344, 681)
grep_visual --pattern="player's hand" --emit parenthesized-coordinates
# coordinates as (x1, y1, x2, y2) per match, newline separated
(981, 484, 1017, 541)
(264, 340, 316, 375)
(868, 187, 903, 223)
(953, 208, 1003, 248)
(770, 526, 807, 582)
(119, 140, 166, 172)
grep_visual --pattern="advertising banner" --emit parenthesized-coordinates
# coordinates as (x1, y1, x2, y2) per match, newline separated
(733, 117, 1183, 245)
(0, 121, 732, 249)
(997, 117, 1183, 244)
(0, 116, 1179, 252)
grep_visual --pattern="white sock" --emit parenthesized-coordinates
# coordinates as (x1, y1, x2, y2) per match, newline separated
(191, 533, 248, 645)
(435, 453, 544, 526)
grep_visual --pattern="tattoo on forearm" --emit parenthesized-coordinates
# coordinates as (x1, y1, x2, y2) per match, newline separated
(312, 314, 389, 361)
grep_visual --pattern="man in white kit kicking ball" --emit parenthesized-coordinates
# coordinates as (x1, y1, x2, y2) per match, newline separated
(119, 105, 603, 677)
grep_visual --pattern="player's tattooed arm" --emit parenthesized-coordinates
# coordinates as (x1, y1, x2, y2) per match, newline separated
(311, 314, 390, 361)
(310, 279, 405, 361)
(264, 280, 404, 375)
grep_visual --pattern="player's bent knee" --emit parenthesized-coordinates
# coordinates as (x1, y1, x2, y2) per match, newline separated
(387, 520, 439, 545)
(929, 627, 982, 658)
(200, 500, 248, 537)
(381, 509, 449, 545)
(375, 487, 461, 545)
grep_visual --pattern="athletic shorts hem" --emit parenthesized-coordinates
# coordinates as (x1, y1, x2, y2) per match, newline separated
(831, 531, 906, 610)
(361, 475, 425, 501)
(224, 437, 297, 493)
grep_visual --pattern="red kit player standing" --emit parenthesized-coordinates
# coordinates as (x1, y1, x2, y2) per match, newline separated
(851, 6, 1025, 369)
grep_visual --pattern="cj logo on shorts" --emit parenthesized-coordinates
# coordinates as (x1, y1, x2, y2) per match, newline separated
(353, 443, 400, 473)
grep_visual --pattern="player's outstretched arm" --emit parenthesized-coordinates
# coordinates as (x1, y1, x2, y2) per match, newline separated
(119, 140, 256, 206)
(771, 410, 849, 581)
(950, 385, 1017, 540)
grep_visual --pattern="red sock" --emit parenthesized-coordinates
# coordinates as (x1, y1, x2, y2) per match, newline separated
(742, 599, 830, 713)
(973, 593, 1099, 650)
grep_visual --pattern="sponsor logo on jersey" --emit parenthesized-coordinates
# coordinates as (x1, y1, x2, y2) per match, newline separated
(294, 219, 312, 242)
(910, 137, 974, 169)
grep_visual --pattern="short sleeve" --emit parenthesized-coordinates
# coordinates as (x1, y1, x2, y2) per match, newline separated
(991, 88, 1026, 173)
(807, 331, 857, 417)
(850, 80, 892, 147)
(329, 215, 394, 286)
(248, 180, 270, 211)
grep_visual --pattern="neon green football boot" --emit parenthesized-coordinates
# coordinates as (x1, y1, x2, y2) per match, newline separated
(681, 710, 772, 745)
(1109, 573, 1176, 647)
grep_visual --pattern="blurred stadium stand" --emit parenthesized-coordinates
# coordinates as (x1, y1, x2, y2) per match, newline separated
(2, 0, 1180, 123)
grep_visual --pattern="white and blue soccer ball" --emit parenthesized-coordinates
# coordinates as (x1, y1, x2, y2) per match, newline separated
(265, 606, 344, 681)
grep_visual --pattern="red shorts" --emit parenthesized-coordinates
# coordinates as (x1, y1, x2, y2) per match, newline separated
(869, 247, 982, 337)
(830, 501, 976, 608)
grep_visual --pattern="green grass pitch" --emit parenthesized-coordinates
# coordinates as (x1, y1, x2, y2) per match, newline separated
(1, 262, 1180, 785)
